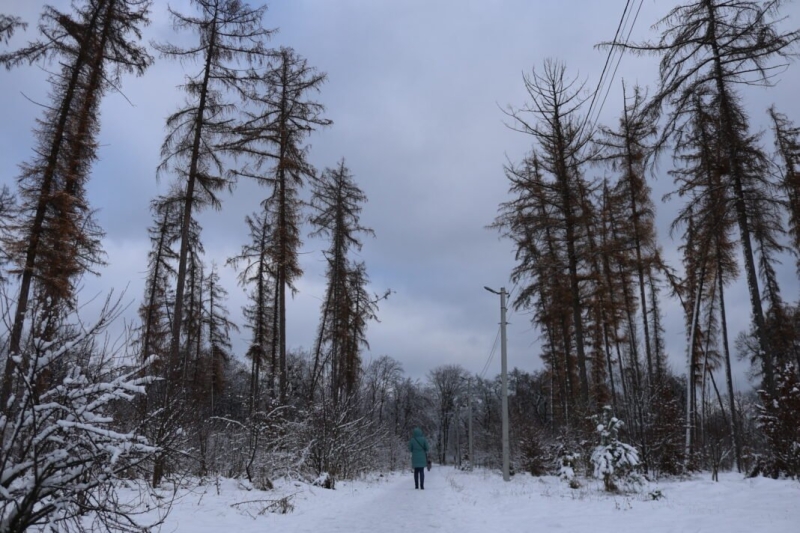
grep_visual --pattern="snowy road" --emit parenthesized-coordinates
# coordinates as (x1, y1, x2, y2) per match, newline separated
(154, 469, 800, 532)
(289, 472, 453, 532)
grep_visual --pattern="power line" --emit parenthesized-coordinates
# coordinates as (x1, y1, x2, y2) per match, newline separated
(505, 280, 519, 320)
(589, 0, 635, 127)
(577, 0, 647, 146)
(480, 325, 501, 379)
(589, 0, 645, 133)
(579, 0, 634, 140)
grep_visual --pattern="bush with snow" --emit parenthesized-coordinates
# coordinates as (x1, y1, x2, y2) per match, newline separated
(558, 450, 581, 489)
(0, 305, 160, 532)
(590, 406, 642, 492)
(312, 472, 335, 489)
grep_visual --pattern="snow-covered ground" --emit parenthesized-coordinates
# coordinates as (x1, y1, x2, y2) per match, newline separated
(129, 469, 800, 532)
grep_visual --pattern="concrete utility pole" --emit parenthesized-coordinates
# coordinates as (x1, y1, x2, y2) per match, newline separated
(485, 286, 510, 482)
(468, 377, 474, 469)
(459, 376, 475, 470)
(455, 403, 461, 467)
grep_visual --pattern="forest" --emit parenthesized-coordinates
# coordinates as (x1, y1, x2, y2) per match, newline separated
(1, 0, 800, 531)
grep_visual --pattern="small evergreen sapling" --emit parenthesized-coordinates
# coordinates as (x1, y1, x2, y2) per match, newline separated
(590, 406, 641, 492)
(558, 450, 581, 489)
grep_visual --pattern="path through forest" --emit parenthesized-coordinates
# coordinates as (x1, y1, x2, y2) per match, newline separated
(152, 469, 800, 532)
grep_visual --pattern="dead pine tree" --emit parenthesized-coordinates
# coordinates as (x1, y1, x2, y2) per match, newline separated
(137, 195, 181, 369)
(0, 0, 152, 411)
(153, 0, 273, 387)
(308, 160, 378, 405)
(672, 94, 745, 469)
(765, 109, 800, 376)
(231, 47, 331, 403)
(597, 84, 660, 393)
(492, 152, 580, 428)
(181, 244, 205, 388)
(597, 180, 628, 419)
(228, 208, 275, 417)
(609, 0, 800, 395)
(199, 262, 238, 416)
(667, 85, 780, 472)
(501, 59, 596, 409)
(769, 108, 800, 285)
(341, 261, 385, 400)
(147, 0, 278, 479)
(227, 207, 275, 483)
(574, 178, 612, 410)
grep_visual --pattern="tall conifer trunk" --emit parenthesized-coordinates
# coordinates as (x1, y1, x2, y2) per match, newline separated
(169, 16, 216, 377)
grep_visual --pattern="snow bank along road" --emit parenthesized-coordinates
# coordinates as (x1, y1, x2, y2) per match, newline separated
(152, 469, 800, 533)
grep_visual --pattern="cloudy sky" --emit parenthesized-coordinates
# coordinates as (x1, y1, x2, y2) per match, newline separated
(2, 0, 800, 387)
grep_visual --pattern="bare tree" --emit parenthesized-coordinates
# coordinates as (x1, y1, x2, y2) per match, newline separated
(200, 263, 238, 415)
(493, 153, 580, 426)
(363, 355, 403, 426)
(769, 107, 800, 279)
(597, 84, 660, 390)
(137, 194, 180, 368)
(0, 14, 25, 44)
(428, 365, 467, 465)
(228, 208, 275, 415)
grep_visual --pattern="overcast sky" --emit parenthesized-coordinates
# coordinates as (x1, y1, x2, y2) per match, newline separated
(2, 0, 800, 388)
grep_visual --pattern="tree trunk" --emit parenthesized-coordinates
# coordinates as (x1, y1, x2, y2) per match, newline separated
(717, 251, 742, 471)
(169, 17, 217, 379)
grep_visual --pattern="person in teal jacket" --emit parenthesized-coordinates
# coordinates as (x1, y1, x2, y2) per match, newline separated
(408, 427, 429, 489)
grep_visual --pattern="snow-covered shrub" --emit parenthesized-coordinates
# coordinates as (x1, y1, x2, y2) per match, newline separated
(558, 451, 581, 489)
(757, 364, 800, 478)
(590, 406, 642, 492)
(210, 400, 310, 490)
(312, 472, 335, 489)
(0, 305, 160, 532)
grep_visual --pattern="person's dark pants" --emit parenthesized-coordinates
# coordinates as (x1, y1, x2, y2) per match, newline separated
(414, 467, 425, 489)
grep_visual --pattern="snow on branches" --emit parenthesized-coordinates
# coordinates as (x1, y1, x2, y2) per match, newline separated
(590, 406, 642, 492)
(0, 297, 160, 532)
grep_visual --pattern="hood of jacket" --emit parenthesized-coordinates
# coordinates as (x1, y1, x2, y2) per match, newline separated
(412, 427, 423, 438)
